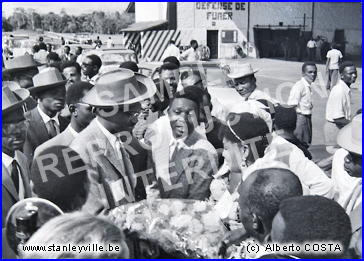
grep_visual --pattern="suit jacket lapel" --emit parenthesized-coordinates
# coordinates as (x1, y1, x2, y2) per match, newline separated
(91, 122, 128, 180)
(2, 163, 19, 201)
(58, 116, 70, 132)
(17, 152, 32, 198)
(31, 109, 51, 143)
(165, 132, 199, 198)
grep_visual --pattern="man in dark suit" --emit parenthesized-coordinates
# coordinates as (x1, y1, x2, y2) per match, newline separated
(146, 87, 218, 200)
(2, 54, 43, 111)
(23, 68, 69, 162)
(33, 81, 94, 158)
(70, 69, 157, 214)
(2, 85, 33, 228)
(60, 45, 76, 62)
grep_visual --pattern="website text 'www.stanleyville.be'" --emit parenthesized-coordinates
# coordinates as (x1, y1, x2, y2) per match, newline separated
(22, 243, 122, 253)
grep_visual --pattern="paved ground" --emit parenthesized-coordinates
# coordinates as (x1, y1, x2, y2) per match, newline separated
(217, 57, 362, 146)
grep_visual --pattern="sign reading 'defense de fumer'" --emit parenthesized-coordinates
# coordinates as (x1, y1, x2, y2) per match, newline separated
(195, 2, 246, 20)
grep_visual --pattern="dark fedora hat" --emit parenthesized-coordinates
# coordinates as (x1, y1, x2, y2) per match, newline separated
(82, 68, 156, 107)
(2, 83, 30, 115)
(2, 54, 44, 75)
(27, 67, 67, 94)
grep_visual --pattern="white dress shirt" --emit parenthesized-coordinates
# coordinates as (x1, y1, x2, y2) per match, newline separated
(2, 151, 25, 200)
(37, 105, 60, 134)
(288, 77, 313, 115)
(326, 80, 351, 122)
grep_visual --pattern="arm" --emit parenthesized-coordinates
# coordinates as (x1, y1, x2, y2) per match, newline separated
(289, 149, 334, 198)
(326, 58, 330, 72)
(329, 90, 349, 127)
(287, 83, 301, 107)
(333, 117, 350, 128)
(179, 48, 190, 61)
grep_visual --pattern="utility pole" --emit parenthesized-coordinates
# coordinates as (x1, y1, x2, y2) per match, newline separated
(311, 2, 315, 35)
(247, 2, 250, 56)
(295, 13, 312, 31)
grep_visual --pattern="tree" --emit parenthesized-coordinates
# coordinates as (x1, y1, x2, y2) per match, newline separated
(27, 8, 41, 30)
(42, 12, 59, 32)
(9, 7, 28, 30)
(2, 15, 13, 32)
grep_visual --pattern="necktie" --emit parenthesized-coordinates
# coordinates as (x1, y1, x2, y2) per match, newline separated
(116, 138, 136, 190)
(11, 160, 20, 194)
(46, 119, 58, 138)
(170, 141, 180, 161)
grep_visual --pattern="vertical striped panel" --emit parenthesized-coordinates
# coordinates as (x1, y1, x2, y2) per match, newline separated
(141, 29, 184, 61)
(124, 32, 141, 57)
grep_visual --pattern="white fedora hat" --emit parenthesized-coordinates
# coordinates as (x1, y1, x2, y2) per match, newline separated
(82, 69, 156, 107)
(337, 114, 362, 155)
(227, 63, 259, 79)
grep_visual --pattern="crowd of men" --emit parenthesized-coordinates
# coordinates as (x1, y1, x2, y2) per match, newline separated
(1, 38, 361, 259)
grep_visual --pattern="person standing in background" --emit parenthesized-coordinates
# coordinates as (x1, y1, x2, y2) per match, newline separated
(316, 36, 324, 62)
(326, 43, 343, 90)
(162, 40, 180, 61)
(307, 37, 316, 61)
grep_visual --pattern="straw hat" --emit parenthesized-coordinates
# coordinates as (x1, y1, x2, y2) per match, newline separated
(27, 67, 67, 93)
(227, 63, 259, 79)
(82, 68, 156, 107)
(337, 114, 362, 155)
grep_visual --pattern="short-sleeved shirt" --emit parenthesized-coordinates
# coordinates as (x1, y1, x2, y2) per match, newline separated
(180, 47, 199, 62)
(287, 77, 313, 115)
(327, 49, 343, 70)
(326, 80, 351, 122)
(307, 40, 317, 48)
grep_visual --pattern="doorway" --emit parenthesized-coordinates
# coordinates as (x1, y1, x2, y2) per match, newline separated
(207, 30, 218, 59)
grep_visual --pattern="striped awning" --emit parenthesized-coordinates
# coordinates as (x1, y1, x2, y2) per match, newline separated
(120, 20, 168, 33)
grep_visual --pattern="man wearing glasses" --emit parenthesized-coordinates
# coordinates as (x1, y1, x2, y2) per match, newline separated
(2, 85, 33, 228)
(70, 69, 157, 214)
(80, 54, 102, 85)
(33, 82, 94, 158)
(227, 63, 278, 105)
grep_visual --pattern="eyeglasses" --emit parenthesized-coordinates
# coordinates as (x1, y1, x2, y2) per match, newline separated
(77, 103, 93, 109)
(3, 119, 30, 134)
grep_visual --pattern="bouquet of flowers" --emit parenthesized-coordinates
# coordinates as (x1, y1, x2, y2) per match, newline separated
(108, 199, 228, 259)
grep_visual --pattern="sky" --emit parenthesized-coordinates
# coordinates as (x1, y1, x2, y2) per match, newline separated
(2, 2, 130, 18)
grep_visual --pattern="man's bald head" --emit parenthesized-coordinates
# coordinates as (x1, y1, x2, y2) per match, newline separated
(238, 168, 303, 243)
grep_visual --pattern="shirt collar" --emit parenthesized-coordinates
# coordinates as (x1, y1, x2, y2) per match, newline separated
(68, 125, 78, 137)
(169, 134, 187, 147)
(339, 80, 351, 92)
(301, 77, 311, 87)
(95, 118, 117, 146)
(37, 105, 60, 126)
(2, 151, 20, 169)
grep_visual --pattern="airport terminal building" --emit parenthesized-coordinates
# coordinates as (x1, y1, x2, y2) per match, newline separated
(123, 2, 362, 61)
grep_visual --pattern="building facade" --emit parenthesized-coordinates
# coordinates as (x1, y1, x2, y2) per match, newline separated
(124, 2, 362, 61)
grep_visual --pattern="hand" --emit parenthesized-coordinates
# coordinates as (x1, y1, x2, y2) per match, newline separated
(139, 240, 160, 258)
(218, 227, 248, 257)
